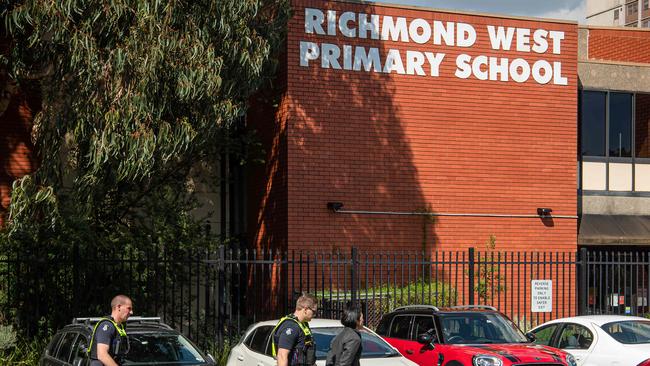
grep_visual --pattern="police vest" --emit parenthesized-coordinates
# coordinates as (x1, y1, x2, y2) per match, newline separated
(271, 314, 316, 366)
(87, 318, 129, 360)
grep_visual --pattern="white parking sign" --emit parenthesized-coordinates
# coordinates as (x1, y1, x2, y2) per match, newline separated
(531, 280, 552, 312)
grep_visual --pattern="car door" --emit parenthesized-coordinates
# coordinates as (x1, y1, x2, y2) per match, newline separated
(69, 333, 89, 366)
(555, 323, 595, 366)
(381, 315, 419, 363)
(54, 332, 79, 366)
(41, 333, 64, 366)
(406, 315, 441, 366)
(237, 325, 275, 366)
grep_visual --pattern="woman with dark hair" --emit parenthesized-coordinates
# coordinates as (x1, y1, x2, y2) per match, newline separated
(326, 307, 364, 366)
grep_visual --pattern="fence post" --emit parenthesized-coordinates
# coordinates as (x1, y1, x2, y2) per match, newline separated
(72, 243, 79, 317)
(468, 247, 475, 306)
(578, 247, 588, 315)
(351, 247, 359, 306)
(217, 246, 226, 345)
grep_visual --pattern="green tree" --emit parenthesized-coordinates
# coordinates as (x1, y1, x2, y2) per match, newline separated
(0, 0, 289, 336)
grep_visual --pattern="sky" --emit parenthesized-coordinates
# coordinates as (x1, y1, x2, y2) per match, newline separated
(369, 0, 587, 23)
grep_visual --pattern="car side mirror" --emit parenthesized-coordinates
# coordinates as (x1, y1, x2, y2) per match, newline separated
(207, 353, 217, 365)
(525, 332, 536, 343)
(417, 332, 436, 349)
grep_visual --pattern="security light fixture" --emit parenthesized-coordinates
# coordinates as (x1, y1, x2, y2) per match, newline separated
(327, 202, 344, 212)
(537, 208, 553, 216)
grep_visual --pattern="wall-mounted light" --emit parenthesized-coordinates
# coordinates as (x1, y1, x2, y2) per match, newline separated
(537, 208, 553, 217)
(327, 202, 344, 212)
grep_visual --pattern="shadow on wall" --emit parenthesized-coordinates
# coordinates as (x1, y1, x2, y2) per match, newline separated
(286, 2, 436, 254)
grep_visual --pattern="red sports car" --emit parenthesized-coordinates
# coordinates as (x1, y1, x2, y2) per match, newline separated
(375, 305, 577, 366)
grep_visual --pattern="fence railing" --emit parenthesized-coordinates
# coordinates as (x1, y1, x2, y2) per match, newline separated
(0, 247, 647, 348)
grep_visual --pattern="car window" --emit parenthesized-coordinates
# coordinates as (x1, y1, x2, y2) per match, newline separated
(375, 316, 390, 336)
(311, 327, 399, 360)
(531, 324, 560, 346)
(558, 323, 593, 349)
(602, 320, 650, 344)
(46, 333, 64, 357)
(56, 332, 78, 362)
(412, 316, 436, 339)
(71, 334, 88, 363)
(247, 326, 273, 354)
(389, 315, 412, 339)
(439, 312, 528, 344)
(125, 333, 207, 364)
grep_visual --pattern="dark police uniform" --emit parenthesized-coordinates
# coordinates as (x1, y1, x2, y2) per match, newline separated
(272, 314, 316, 366)
(88, 317, 128, 366)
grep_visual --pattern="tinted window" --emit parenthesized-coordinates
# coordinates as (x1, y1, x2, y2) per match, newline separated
(56, 332, 78, 362)
(558, 324, 593, 349)
(602, 320, 650, 344)
(412, 316, 435, 338)
(375, 317, 390, 336)
(581, 91, 606, 156)
(439, 312, 528, 344)
(609, 92, 633, 157)
(531, 324, 560, 346)
(311, 327, 399, 360)
(248, 326, 272, 355)
(46, 333, 63, 356)
(125, 333, 206, 364)
(389, 316, 412, 339)
(71, 335, 88, 364)
(636, 93, 650, 158)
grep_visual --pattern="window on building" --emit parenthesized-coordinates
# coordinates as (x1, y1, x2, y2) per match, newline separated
(609, 93, 633, 157)
(644, 0, 649, 10)
(615, 9, 620, 20)
(628, 1, 639, 15)
(581, 91, 607, 156)
(581, 91, 650, 159)
(637, 93, 650, 158)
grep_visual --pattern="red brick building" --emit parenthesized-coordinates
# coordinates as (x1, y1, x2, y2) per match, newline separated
(249, 0, 581, 253)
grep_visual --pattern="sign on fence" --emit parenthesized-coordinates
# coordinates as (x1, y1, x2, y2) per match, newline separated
(531, 280, 553, 313)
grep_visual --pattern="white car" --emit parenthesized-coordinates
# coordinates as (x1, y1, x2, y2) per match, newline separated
(226, 318, 418, 366)
(528, 315, 650, 366)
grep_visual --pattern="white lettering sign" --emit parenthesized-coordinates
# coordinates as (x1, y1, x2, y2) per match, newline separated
(532, 280, 553, 313)
(300, 7, 569, 86)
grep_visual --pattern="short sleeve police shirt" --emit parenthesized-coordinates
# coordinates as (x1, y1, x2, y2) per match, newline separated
(276, 320, 302, 350)
(90, 320, 117, 365)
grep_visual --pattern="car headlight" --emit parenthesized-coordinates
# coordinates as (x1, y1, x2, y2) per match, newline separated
(566, 354, 577, 366)
(473, 355, 503, 366)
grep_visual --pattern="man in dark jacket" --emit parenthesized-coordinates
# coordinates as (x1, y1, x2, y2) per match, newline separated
(326, 307, 363, 366)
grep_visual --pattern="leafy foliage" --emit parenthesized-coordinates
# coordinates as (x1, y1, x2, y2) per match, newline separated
(0, 0, 290, 336)
(475, 235, 506, 303)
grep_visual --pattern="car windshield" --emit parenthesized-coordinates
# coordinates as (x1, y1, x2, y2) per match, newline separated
(312, 327, 400, 359)
(439, 312, 529, 344)
(601, 320, 650, 344)
(123, 332, 208, 365)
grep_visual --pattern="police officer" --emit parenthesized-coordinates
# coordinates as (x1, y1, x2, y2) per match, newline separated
(272, 293, 318, 366)
(88, 295, 133, 366)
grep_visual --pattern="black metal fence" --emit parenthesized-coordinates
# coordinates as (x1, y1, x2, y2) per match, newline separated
(0, 247, 648, 348)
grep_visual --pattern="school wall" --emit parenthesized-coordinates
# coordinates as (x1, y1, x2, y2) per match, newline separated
(273, 0, 579, 253)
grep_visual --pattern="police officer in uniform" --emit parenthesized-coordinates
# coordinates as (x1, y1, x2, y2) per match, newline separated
(88, 295, 133, 366)
(272, 293, 318, 366)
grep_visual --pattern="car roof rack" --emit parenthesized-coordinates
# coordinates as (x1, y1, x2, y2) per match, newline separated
(72, 317, 169, 327)
(393, 305, 440, 312)
(447, 305, 497, 311)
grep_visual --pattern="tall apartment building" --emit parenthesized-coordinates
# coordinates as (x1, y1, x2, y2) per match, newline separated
(587, 0, 650, 27)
